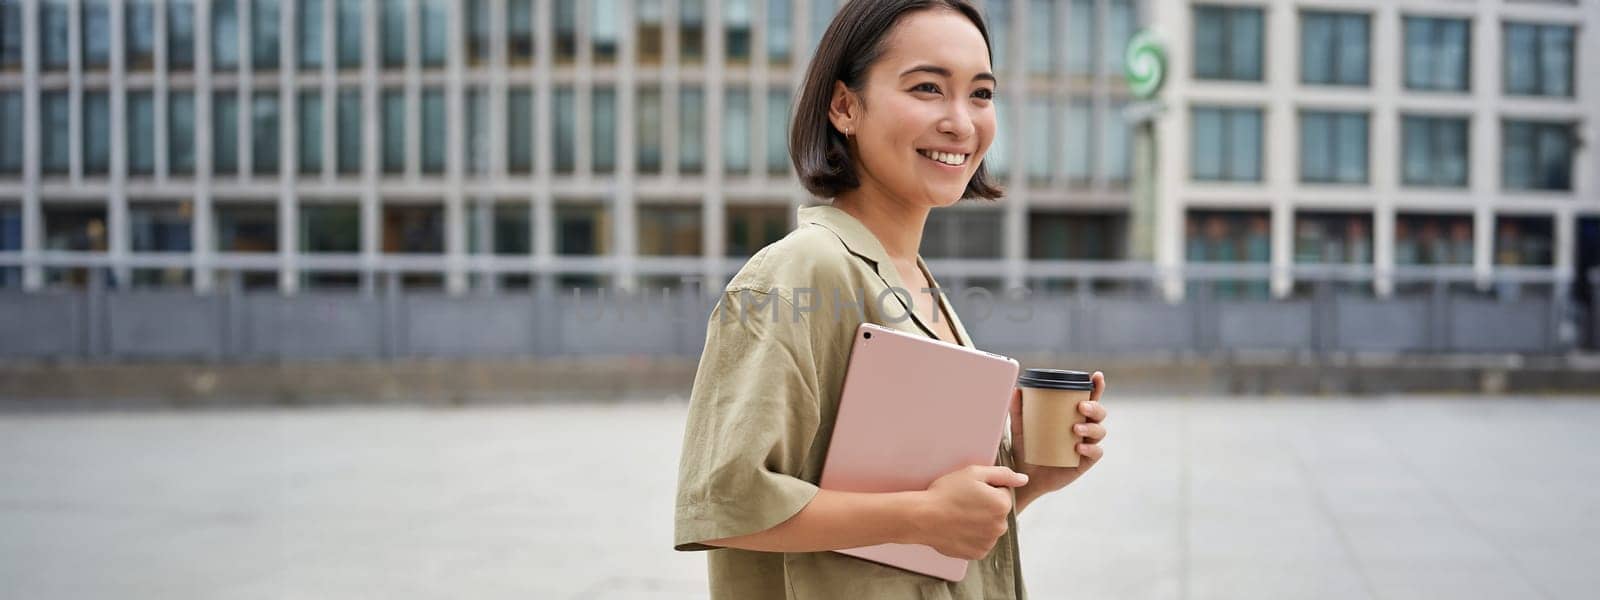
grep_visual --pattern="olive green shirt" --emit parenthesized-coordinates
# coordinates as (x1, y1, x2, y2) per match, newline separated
(673, 204, 1027, 600)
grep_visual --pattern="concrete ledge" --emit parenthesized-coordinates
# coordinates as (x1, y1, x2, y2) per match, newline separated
(2, 352, 1597, 411)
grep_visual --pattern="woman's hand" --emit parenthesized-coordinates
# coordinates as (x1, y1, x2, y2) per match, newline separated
(911, 465, 1030, 560)
(1010, 371, 1108, 514)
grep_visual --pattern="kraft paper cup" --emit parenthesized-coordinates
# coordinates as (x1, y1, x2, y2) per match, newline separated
(1017, 369, 1094, 468)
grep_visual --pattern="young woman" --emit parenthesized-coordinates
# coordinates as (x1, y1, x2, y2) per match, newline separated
(674, 2, 1108, 598)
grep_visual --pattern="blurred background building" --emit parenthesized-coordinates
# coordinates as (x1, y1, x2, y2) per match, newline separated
(0, 0, 1596, 360)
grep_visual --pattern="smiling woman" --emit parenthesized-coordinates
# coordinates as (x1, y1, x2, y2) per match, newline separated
(671, 2, 1103, 600)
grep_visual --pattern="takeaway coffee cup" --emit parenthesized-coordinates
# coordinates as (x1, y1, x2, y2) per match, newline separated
(1016, 369, 1095, 468)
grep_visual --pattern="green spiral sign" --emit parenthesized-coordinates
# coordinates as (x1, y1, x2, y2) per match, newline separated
(1125, 30, 1167, 100)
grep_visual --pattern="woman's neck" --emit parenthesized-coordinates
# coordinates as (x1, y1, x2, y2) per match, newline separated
(830, 186, 928, 270)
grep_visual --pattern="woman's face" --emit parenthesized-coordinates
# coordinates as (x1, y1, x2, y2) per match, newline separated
(834, 10, 997, 208)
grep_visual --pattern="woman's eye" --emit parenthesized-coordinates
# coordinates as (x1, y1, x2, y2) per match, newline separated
(911, 82, 941, 94)
(973, 88, 994, 100)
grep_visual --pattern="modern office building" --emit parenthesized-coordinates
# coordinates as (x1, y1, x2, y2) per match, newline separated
(0, 0, 1143, 298)
(1149, 0, 1599, 302)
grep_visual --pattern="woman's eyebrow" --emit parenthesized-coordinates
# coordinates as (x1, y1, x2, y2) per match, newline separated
(899, 64, 997, 84)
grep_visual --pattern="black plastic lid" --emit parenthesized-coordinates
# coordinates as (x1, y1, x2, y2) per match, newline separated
(1017, 368, 1093, 391)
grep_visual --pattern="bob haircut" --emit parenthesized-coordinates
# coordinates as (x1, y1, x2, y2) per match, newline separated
(790, 0, 1004, 202)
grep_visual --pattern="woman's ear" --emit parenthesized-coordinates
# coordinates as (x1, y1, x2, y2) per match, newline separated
(827, 80, 859, 137)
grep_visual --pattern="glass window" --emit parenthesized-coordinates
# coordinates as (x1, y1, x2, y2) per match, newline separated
(130, 202, 193, 253)
(1502, 120, 1573, 191)
(1494, 216, 1553, 266)
(1105, 0, 1137, 75)
(214, 205, 278, 253)
(768, 0, 791, 66)
(82, 0, 110, 69)
(1299, 111, 1368, 184)
(809, 0, 836, 54)
(1027, 0, 1055, 75)
(0, 91, 22, 173)
(1190, 106, 1261, 182)
(592, 87, 616, 174)
(723, 88, 750, 174)
(124, 1, 157, 70)
(297, 0, 323, 69)
(168, 0, 196, 70)
(169, 92, 195, 175)
(637, 86, 663, 174)
(128, 92, 164, 173)
(466, 0, 490, 65)
(44, 205, 108, 251)
(1401, 115, 1468, 188)
(336, 0, 361, 69)
(1301, 11, 1369, 86)
(1104, 101, 1131, 183)
(251, 0, 280, 70)
(381, 204, 444, 254)
(554, 87, 576, 173)
(1294, 212, 1371, 264)
(212, 0, 240, 71)
(1395, 213, 1472, 266)
(508, 88, 534, 174)
(680, 87, 704, 175)
(40, 0, 68, 71)
(42, 91, 69, 175)
(554, 0, 577, 63)
(726, 0, 752, 65)
(1403, 17, 1470, 92)
(638, 204, 702, 256)
(82, 92, 110, 175)
(1, 204, 19, 250)
(555, 202, 611, 255)
(1193, 5, 1262, 81)
(465, 88, 489, 174)
(1028, 212, 1126, 260)
(1027, 98, 1051, 182)
(214, 92, 241, 175)
(252, 92, 280, 174)
(298, 90, 323, 174)
(681, 0, 704, 64)
(1185, 210, 1270, 266)
(481, 203, 531, 255)
(380, 0, 406, 68)
(987, 0, 1009, 70)
(1504, 23, 1574, 97)
(726, 205, 789, 257)
(300, 203, 360, 253)
(766, 89, 791, 176)
(380, 89, 405, 173)
(421, 88, 446, 174)
(1067, 0, 1094, 75)
(0, 0, 22, 71)
(509, 0, 535, 65)
(592, 0, 619, 64)
(336, 88, 360, 174)
(922, 209, 1002, 259)
(421, 0, 448, 67)
(1063, 98, 1091, 181)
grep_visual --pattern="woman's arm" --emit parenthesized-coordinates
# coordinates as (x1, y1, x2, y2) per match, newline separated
(703, 465, 1028, 560)
(702, 488, 924, 553)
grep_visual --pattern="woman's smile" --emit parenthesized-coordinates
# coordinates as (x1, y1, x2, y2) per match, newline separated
(916, 148, 971, 168)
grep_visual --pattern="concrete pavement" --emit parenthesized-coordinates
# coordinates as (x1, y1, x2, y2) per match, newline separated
(2, 396, 1597, 599)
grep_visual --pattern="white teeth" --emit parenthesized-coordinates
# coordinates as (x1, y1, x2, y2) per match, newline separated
(921, 150, 967, 166)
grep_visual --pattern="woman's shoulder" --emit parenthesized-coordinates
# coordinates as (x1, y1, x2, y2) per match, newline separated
(722, 222, 862, 300)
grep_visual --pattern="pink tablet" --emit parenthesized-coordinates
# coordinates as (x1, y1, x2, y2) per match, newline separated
(819, 322, 1021, 582)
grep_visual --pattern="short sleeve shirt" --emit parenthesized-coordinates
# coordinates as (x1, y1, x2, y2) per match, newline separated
(673, 204, 1028, 600)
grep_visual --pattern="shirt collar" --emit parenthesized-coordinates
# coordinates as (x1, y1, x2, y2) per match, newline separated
(797, 203, 972, 348)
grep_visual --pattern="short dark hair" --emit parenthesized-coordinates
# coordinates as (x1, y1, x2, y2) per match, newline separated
(790, 0, 1004, 201)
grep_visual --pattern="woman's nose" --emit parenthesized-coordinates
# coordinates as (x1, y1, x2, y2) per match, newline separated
(939, 105, 976, 140)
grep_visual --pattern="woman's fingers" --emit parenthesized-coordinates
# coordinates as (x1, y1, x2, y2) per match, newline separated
(1076, 442, 1104, 462)
(1074, 422, 1107, 443)
(1089, 371, 1106, 402)
(1077, 400, 1106, 423)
